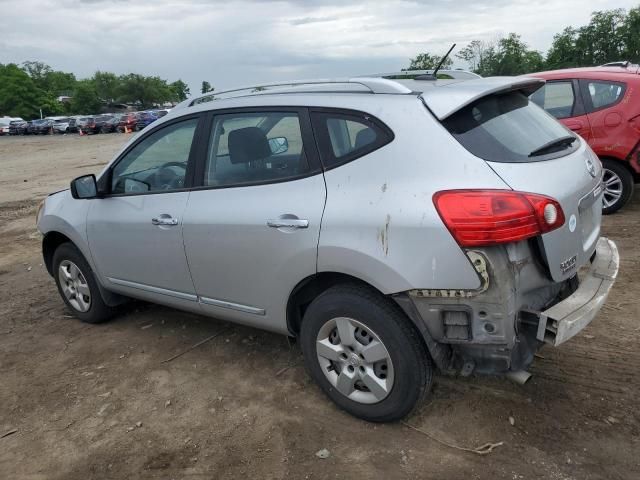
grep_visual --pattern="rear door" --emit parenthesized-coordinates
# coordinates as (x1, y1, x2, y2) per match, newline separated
(531, 79, 593, 141)
(442, 90, 602, 282)
(182, 108, 326, 333)
(579, 79, 632, 158)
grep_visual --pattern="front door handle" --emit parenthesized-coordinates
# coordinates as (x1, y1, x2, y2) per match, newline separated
(267, 218, 309, 229)
(152, 214, 179, 226)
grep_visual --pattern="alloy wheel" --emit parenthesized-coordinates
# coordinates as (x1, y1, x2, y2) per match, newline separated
(602, 168, 623, 209)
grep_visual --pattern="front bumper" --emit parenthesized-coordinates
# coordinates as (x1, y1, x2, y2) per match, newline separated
(536, 237, 619, 346)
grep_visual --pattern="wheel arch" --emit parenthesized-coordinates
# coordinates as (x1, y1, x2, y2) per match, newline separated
(286, 272, 452, 372)
(599, 155, 640, 183)
(42, 231, 128, 307)
(42, 231, 73, 276)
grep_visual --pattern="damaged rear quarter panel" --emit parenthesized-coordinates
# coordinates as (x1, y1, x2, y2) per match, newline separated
(315, 95, 511, 293)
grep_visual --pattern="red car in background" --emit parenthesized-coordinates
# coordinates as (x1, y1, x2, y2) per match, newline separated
(118, 112, 139, 132)
(531, 64, 640, 213)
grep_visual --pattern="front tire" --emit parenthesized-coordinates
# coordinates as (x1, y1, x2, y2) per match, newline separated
(53, 243, 115, 323)
(602, 159, 634, 215)
(300, 284, 432, 422)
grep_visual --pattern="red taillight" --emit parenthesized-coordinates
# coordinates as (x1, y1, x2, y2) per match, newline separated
(433, 190, 565, 247)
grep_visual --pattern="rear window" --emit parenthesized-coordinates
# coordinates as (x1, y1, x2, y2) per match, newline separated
(587, 81, 625, 110)
(442, 92, 576, 163)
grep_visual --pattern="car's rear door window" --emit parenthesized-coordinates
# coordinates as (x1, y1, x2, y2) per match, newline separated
(585, 81, 625, 110)
(443, 91, 577, 163)
(204, 111, 310, 187)
(310, 110, 394, 169)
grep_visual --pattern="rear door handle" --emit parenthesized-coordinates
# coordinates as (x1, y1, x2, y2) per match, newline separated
(566, 122, 583, 131)
(267, 218, 309, 229)
(152, 214, 179, 226)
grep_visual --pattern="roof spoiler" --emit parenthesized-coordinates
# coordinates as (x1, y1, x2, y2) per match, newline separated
(420, 76, 545, 120)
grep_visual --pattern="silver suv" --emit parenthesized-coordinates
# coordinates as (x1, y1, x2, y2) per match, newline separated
(37, 74, 619, 422)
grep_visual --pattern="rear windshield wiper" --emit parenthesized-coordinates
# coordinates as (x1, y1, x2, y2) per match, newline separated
(529, 135, 577, 157)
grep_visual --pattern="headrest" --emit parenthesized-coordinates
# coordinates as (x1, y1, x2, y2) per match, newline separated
(354, 127, 377, 150)
(228, 126, 271, 164)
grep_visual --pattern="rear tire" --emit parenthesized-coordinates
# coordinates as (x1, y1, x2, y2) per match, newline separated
(602, 159, 634, 215)
(52, 243, 116, 324)
(300, 284, 432, 422)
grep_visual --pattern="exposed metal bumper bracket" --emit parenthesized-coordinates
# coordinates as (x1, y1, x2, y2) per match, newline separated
(523, 237, 619, 346)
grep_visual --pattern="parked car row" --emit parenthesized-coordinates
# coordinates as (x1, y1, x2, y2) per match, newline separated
(2, 110, 170, 137)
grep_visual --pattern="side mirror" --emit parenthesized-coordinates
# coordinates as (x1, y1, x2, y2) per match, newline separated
(268, 136, 289, 155)
(70, 174, 98, 199)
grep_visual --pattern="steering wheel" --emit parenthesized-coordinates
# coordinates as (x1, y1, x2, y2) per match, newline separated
(154, 161, 187, 190)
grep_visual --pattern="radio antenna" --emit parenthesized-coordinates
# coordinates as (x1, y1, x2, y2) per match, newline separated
(415, 43, 456, 81)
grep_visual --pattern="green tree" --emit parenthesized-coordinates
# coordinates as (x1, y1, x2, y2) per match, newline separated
(93, 71, 119, 103)
(458, 33, 543, 76)
(405, 52, 453, 70)
(456, 40, 495, 73)
(170, 80, 190, 101)
(201, 81, 214, 94)
(117, 74, 173, 108)
(586, 9, 626, 65)
(622, 6, 640, 62)
(21, 61, 53, 90)
(0, 63, 47, 118)
(44, 71, 76, 96)
(545, 27, 580, 69)
(70, 80, 102, 114)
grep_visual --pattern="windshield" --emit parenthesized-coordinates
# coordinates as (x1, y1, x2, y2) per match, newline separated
(442, 92, 577, 162)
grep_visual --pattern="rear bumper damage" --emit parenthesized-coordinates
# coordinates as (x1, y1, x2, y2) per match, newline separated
(395, 236, 619, 377)
(529, 237, 618, 346)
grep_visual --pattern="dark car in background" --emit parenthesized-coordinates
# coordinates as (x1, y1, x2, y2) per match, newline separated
(100, 115, 121, 133)
(8, 120, 27, 135)
(77, 117, 98, 134)
(90, 115, 113, 134)
(16, 121, 31, 135)
(35, 119, 57, 135)
(27, 119, 47, 135)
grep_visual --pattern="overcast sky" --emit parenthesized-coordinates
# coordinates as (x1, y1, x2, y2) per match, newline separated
(0, 0, 636, 95)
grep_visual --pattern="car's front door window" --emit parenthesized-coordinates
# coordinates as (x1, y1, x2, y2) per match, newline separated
(111, 118, 198, 194)
(530, 81, 575, 119)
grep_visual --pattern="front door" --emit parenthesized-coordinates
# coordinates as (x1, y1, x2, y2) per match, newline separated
(182, 108, 326, 333)
(88, 116, 201, 308)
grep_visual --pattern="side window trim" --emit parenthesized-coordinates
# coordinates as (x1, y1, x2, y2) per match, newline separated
(99, 113, 204, 197)
(191, 106, 322, 190)
(570, 79, 586, 117)
(578, 78, 627, 114)
(309, 108, 395, 171)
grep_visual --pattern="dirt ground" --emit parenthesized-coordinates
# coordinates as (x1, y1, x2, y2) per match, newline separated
(0, 134, 639, 480)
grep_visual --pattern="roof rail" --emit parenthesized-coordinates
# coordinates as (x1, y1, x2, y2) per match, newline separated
(176, 77, 412, 110)
(362, 69, 481, 80)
